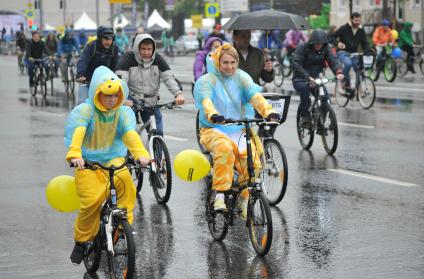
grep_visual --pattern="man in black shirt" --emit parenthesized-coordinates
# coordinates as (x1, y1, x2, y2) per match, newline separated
(26, 31, 47, 89)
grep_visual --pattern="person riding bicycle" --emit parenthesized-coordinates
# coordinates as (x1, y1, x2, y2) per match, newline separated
(76, 26, 120, 104)
(292, 29, 344, 129)
(193, 36, 222, 81)
(25, 31, 48, 90)
(16, 31, 27, 53)
(45, 32, 59, 77)
(193, 43, 280, 218)
(232, 30, 274, 85)
(283, 29, 307, 56)
(258, 30, 282, 51)
(59, 29, 80, 81)
(78, 29, 88, 50)
(372, 19, 395, 65)
(116, 33, 184, 135)
(115, 27, 129, 55)
(330, 12, 370, 97)
(398, 22, 416, 73)
(65, 66, 150, 265)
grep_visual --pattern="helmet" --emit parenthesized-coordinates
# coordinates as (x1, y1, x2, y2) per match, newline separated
(382, 19, 390, 26)
(391, 29, 399, 40)
(97, 26, 115, 39)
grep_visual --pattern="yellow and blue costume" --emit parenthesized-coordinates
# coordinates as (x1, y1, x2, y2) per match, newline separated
(65, 66, 149, 242)
(194, 45, 275, 195)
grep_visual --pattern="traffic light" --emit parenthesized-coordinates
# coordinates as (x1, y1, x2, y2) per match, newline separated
(27, 18, 33, 29)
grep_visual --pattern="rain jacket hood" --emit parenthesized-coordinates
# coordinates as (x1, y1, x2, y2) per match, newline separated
(193, 37, 223, 80)
(399, 22, 414, 48)
(204, 36, 223, 52)
(133, 33, 156, 67)
(308, 29, 329, 46)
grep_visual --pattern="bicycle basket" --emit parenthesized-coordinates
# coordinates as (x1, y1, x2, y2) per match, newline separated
(362, 55, 374, 69)
(261, 93, 291, 124)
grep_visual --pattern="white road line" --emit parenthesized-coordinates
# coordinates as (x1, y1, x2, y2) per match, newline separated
(338, 122, 375, 129)
(328, 169, 419, 187)
(164, 135, 189, 141)
(378, 86, 423, 92)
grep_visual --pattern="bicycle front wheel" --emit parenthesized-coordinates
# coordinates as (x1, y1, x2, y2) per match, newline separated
(247, 191, 273, 256)
(206, 189, 229, 241)
(151, 137, 172, 203)
(367, 64, 380, 81)
(334, 80, 349, 107)
(319, 102, 338, 155)
(108, 218, 135, 279)
(273, 62, 284, 87)
(397, 59, 408, 77)
(261, 139, 288, 205)
(40, 74, 47, 98)
(296, 106, 314, 150)
(69, 68, 76, 94)
(358, 76, 376, 109)
(83, 231, 102, 273)
(383, 58, 397, 82)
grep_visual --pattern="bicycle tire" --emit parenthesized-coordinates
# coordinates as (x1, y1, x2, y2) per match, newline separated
(196, 111, 208, 154)
(319, 102, 338, 155)
(367, 64, 380, 81)
(296, 106, 314, 150)
(247, 191, 273, 256)
(282, 56, 292, 77)
(397, 59, 408, 77)
(108, 218, 135, 279)
(40, 74, 47, 98)
(32, 71, 38, 97)
(273, 62, 284, 87)
(206, 189, 229, 241)
(83, 231, 102, 273)
(150, 137, 172, 204)
(69, 67, 75, 94)
(334, 80, 349, 107)
(383, 58, 397, 82)
(358, 76, 376, 109)
(420, 59, 424, 75)
(261, 139, 288, 205)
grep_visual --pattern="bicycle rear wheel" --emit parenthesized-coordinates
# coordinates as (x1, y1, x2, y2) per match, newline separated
(151, 137, 172, 203)
(319, 102, 338, 155)
(108, 218, 135, 279)
(247, 191, 273, 256)
(397, 59, 408, 77)
(334, 80, 349, 107)
(83, 231, 102, 273)
(261, 139, 288, 205)
(296, 106, 314, 150)
(358, 76, 376, 109)
(206, 189, 229, 241)
(383, 58, 397, 82)
(273, 62, 284, 87)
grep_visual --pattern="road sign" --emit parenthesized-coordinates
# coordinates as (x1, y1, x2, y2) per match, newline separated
(205, 3, 220, 18)
(25, 9, 35, 19)
(191, 15, 203, 29)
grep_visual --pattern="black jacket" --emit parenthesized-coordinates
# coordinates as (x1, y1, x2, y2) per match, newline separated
(26, 40, 46, 59)
(236, 45, 274, 85)
(292, 29, 342, 81)
(330, 22, 369, 53)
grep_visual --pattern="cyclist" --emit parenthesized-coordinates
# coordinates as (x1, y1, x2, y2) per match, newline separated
(207, 23, 227, 41)
(16, 31, 27, 68)
(282, 29, 307, 56)
(25, 31, 47, 90)
(232, 30, 274, 84)
(193, 36, 222, 81)
(372, 19, 395, 65)
(258, 30, 282, 51)
(116, 33, 184, 135)
(115, 27, 129, 55)
(59, 29, 80, 82)
(44, 32, 59, 77)
(76, 26, 120, 104)
(193, 43, 280, 217)
(66, 66, 150, 264)
(330, 12, 370, 97)
(292, 29, 344, 129)
(78, 29, 88, 50)
(398, 22, 416, 73)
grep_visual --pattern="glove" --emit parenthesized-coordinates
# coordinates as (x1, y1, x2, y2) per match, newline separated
(28, 57, 34, 62)
(266, 113, 281, 122)
(210, 114, 225, 124)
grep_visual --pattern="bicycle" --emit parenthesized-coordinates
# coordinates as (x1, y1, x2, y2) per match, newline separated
(61, 54, 78, 98)
(17, 49, 25, 74)
(31, 58, 48, 98)
(46, 56, 57, 96)
(296, 75, 339, 155)
(127, 100, 178, 204)
(205, 118, 273, 256)
(367, 43, 397, 82)
(334, 53, 376, 109)
(280, 48, 294, 78)
(397, 45, 424, 77)
(71, 158, 136, 279)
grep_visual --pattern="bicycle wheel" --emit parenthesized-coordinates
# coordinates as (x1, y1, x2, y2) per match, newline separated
(397, 59, 408, 77)
(358, 76, 376, 109)
(247, 191, 273, 256)
(206, 189, 229, 241)
(319, 102, 338, 155)
(83, 231, 102, 273)
(69, 67, 75, 93)
(419, 59, 424, 75)
(282, 56, 292, 77)
(150, 137, 172, 203)
(261, 139, 288, 205)
(334, 80, 349, 107)
(273, 62, 284, 87)
(296, 106, 314, 150)
(40, 74, 47, 98)
(367, 64, 380, 81)
(108, 218, 135, 279)
(196, 111, 207, 153)
(383, 58, 397, 82)
(49, 67, 54, 96)
(32, 71, 38, 97)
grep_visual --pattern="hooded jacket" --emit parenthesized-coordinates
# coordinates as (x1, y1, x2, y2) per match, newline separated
(59, 30, 80, 56)
(65, 66, 149, 164)
(193, 36, 223, 81)
(116, 33, 181, 107)
(399, 22, 414, 48)
(372, 26, 394, 45)
(292, 29, 342, 81)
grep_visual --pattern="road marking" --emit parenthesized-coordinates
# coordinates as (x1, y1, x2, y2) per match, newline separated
(378, 86, 423, 92)
(328, 169, 419, 187)
(338, 122, 375, 129)
(164, 135, 189, 141)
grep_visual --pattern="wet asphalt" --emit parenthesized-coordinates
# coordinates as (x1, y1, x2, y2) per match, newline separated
(0, 54, 423, 278)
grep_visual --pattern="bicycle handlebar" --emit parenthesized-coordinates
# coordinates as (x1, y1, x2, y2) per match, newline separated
(132, 100, 180, 112)
(70, 157, 128, 171)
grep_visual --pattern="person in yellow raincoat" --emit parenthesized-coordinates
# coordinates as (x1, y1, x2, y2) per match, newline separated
(193, 43, 280, 218)
(65, 65, 150, 264)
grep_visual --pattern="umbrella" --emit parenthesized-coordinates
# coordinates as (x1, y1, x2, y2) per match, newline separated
(222, 9, 309, 31)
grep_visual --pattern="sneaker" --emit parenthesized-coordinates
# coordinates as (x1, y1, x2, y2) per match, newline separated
(214, 192, 226, 211)
(70, 242, 86, 265)
(238, 198, 248, 220)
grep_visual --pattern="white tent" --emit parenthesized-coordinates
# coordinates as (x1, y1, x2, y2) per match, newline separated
(113, 14, 130, 29)
(44, 23, 55, 31)
(73, 12, 97, 30)
(147, 9, 170, 29)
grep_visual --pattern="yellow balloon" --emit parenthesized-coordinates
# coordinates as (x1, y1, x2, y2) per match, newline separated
(174, 149, 211, 182)
(46, 175, 80, 212)
(391, 30, 399, 40)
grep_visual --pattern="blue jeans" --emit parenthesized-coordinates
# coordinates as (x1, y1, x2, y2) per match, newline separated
(26, 59, 47, 86)
(337, 51, 359, 87)
(77, 83, 89, 105)
(140, 107, 163, 135)
(293, 80, 312, 117)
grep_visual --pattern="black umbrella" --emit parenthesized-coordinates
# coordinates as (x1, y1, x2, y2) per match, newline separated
(222, 9, 310, 31)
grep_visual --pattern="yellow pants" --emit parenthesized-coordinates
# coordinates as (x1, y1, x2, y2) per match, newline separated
(200, 128, 262, 198)
(74, 158, 136, 242)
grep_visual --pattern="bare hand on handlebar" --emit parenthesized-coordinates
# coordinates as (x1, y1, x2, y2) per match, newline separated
(70, 158, 85, 170)
(175, 93, 185, 105)
(76, 76, 86, 83)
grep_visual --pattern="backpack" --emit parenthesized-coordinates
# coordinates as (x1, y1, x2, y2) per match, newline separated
(90, 41, 116, 68)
